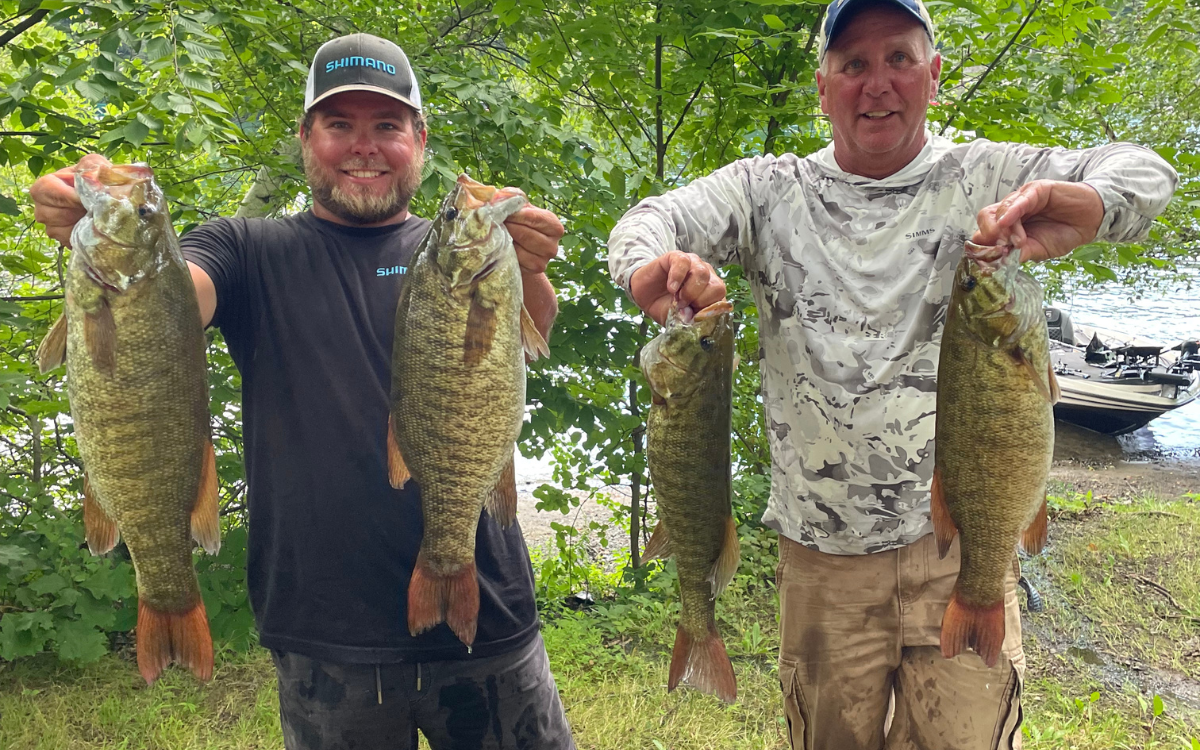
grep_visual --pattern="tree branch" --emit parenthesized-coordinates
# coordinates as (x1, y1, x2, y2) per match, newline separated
(0, 8, 48, 49)
(3, 294, 63, 302)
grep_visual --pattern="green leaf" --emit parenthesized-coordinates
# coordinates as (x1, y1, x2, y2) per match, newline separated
(763, 14, 786, 31)
(0, 544, 34, 574)
(181, 40, 226, 61)
(30, 572, 68, 597)
(53, 619, 109, 663)
(1153, 694, 1164, 717)
(0, 611, 54, 660)
(81, 563, 134, 601)
(124, 119, 150, 146)
(0, 194, 19, 216)
(179, 70, 214, 93)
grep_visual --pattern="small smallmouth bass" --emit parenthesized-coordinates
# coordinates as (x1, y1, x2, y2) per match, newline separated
(933, 241, 1056, 667)
(37, 163, 218, 684)
(641, 300, 738, 704)
(388, 174, 548, 648)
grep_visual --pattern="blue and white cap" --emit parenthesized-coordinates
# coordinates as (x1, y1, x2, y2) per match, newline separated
(304, 33, 422, 113)
(817, 0, 936, 62)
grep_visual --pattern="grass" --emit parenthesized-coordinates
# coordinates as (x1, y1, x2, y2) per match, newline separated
(4, 491, 1200, 749)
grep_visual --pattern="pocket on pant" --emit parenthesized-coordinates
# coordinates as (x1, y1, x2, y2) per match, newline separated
(991, 663, 1024, 750)
(778, 658, 811, 750)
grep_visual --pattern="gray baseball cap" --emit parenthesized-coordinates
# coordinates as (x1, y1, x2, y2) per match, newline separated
(817, 0, 937, 62)
(304, 33, 423, 113)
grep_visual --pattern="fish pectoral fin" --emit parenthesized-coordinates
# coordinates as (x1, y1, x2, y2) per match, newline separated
(36, 313, 68, 373)
(668, 622, 737, 705)
(82, 473, 120, 555)
(940, 590, 1006, 669)
(1021, 496, 1049, 555)
(137, 597, 213, 684)
(520, 304, 550, 361)
(84, 299, 117, 376)
(642, 519, 671, 562)
(387, 415, 412, 489)
(930, 466, 958, 560)
(1012, 346, 1056, 404)
(707, 515, 740, 599)
(463, 291, 498, 367)
(1047, 362, 1061, 405)
(484, 454, 518, 528)
(190, 441, 221, 555)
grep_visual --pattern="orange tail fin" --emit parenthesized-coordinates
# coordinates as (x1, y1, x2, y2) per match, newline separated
(940, 591, 1006, 668)
(407, 553, 479, 648)
(136, 598, 213, 684)
(1021, 497, 1049, 554)
(667, 622, 737, 704)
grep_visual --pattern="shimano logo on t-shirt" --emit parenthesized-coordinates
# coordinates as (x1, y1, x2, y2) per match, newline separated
(326, 57, 397, 75)
(377, 265, 407, 277)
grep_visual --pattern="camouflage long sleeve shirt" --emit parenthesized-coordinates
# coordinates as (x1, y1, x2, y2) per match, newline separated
(608, 133, 1178, 555)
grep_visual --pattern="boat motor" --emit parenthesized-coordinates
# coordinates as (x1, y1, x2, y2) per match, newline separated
(1044, 307, 1076, 345)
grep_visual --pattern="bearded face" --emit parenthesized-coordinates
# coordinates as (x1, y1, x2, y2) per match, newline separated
(300, 93, 427, 226)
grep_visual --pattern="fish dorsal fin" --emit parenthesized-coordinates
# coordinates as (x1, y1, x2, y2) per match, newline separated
(520, 304, 550, 361)
(37, 313, 68, 373)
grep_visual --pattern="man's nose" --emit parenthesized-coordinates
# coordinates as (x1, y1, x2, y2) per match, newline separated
(862, 66, 892, 98)
(350, 129, 379, 156)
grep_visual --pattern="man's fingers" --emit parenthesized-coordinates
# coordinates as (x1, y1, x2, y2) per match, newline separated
(665, 253, 693, 293)
(676, 263, 711, 307)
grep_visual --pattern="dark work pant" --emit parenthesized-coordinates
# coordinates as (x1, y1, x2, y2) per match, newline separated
(271, 633, 576, 750)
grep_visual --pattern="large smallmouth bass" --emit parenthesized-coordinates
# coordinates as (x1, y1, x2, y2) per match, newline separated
(641, 300, 739, 704)
(37, 163, 219, 684)
(933, 241, 1056, 667)
(388, 174, 548, 648)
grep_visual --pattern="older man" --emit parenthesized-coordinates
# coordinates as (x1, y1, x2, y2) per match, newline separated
(607, 0, 1177, 747)
(32, 33, 574, 750)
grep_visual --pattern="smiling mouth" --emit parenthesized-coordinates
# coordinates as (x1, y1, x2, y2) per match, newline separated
(863, 111, 894, 119)
(342, 170, 388, 179)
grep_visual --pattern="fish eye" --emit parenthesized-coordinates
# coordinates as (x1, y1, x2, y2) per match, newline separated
(445, 208, 459, 221)
(961, 275, 977, 292)
(700, 336, 714, 351)
(137, 204, 151, 217)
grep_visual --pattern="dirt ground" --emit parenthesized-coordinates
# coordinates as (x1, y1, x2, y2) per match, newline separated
(1051, 421, 1200, 500)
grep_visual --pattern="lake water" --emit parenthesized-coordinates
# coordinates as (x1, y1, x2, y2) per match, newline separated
(1057, 267, 1199, 460)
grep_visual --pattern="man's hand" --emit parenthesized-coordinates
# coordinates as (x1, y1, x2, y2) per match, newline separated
(30, 153, 112, 248)
(973, 180, 1104, 262)
(500, 189, 564, 276)
(629, 251, 726, 325)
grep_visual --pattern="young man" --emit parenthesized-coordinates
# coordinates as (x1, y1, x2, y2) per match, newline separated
(606, 1, 1178, 747)
(32, 33, 575, 750)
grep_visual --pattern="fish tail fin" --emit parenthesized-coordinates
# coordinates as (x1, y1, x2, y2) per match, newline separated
(668, 622, 737, 704)
(707, 515, 740, 598)
(930, 467, 958, 559)
(520, 304, 550, 361)
(641, 520, 670, 562)
(190, 441, 221, 555)
(1020, 497, 1049, 554)
(136, 597, 213, 684)
(82, 473, 119, 555)
(940, 590, 1005, 668)
(387, 415, 411, 489)
(37, 313, 68, 373)
(484, 454, 518, 528)
(407, 553, 479, 647)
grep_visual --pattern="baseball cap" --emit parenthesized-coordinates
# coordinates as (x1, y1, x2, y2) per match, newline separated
(817, 0, 936, 63)
(304, 33, 423, 113)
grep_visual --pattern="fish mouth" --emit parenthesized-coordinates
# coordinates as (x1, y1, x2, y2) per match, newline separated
(84, 263, 123, 294)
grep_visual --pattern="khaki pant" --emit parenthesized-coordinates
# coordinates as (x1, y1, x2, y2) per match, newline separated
(777, 532, 1024, 750)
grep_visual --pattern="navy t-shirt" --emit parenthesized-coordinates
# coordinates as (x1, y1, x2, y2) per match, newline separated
(182, 211, 539, 663)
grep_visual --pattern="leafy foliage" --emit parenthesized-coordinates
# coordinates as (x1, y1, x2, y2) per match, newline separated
(0, 0, 1195, 665)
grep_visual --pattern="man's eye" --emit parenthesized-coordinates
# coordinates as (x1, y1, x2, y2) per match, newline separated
(894, 52, 909, 63)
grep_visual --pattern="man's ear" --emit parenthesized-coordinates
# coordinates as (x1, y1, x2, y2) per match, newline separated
(930, 53, 943, 101)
